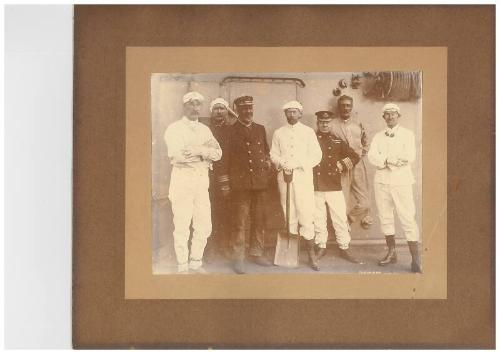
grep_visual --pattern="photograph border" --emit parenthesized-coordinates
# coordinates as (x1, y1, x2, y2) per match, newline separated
(125, 47, 446, 299)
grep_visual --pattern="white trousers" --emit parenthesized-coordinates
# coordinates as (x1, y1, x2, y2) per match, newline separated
(314, 191, 352, 249)
(168, 167, 212, 270)
(277, 169, 315, 240)
(374, 183, 419, 242)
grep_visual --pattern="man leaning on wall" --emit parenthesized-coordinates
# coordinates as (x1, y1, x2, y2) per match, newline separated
(331, 95, 374, 230)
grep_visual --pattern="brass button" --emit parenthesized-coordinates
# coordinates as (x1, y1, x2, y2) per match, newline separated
(249, 159, 252, 163)
(328, 155, 332, 158)
(258, 142, 261, 145)
(317, 172, 321, 175)
(328, 172, 332, 175)
(249, 168, 253, 172)
(328, 147, 332, 150)
(246, 142, 250, 145)
(248, 151, 251, 154)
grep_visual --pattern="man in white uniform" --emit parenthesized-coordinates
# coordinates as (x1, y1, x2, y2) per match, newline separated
(164, 91, 222, 273)
(367, 103, 421, 273)
(270, 101, 323, 271)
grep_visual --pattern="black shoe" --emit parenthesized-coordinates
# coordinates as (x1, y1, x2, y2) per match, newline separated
(339, 248, 362, 264)
(233, 260, 246, 274)
(250, 255, 272, 267)
(316, 246, 327, 260)
(306, 239, 320, 271)
(411, 261, 422, 273)
(379, 235, 397, 266)
(408, 241, 422, 273)
(378, 250, 397, 266)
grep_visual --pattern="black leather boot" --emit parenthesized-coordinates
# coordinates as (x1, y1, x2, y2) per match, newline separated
(379, 235, 397, 266)
(316, 245, 327, 260)
(306, 239, 320, 271)
(407, 241, 422, 273)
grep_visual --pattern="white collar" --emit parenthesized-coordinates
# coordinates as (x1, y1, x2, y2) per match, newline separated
(287, 121, 302, 129)
(182, 116, 199, 127)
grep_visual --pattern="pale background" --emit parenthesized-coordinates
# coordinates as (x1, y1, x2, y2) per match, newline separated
(4, 5, 72, 349)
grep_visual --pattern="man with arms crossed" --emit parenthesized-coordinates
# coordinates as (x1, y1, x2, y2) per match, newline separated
(367, 103, 421, 273)
(164, 91, 222, 273)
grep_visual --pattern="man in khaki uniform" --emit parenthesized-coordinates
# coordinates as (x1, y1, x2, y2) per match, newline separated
(331, 95, 374, 229)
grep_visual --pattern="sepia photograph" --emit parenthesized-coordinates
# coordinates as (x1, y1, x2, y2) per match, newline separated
(151, 71, 423, 275)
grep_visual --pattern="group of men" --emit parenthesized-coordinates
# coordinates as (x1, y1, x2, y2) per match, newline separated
(163, 91, 421, 274)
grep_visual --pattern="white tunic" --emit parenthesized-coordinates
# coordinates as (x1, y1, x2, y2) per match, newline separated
(163, 116, 222, 271)
(367, 124, 419, 241)
(270, 122, 322, 172)
(270, 122, 322, 240)
(367, 124, 416, 186)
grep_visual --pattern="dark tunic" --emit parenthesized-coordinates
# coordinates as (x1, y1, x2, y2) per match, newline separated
(313, 132, 360, 192)
(226, 120, 270, 191)
(207, 120, 232, 191)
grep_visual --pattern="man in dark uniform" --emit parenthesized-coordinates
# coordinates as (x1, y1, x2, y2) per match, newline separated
(225, 95, 272, 274)
(313, 111, 363, 264)
(205, 98, 233, 260)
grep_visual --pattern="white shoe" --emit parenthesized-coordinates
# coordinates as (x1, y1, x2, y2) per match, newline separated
(190, 266, 208, 274)
(177, 263, 189, 274)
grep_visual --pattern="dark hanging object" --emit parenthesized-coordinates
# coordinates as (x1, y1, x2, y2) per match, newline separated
(350, 74, 362, 89)
(332, 88, 342, 96)
(338, 79, 348, 89)
(362, 71, 422, 101)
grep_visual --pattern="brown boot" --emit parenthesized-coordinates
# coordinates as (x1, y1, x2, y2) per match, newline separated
(407, 241, 422, 273)
(306, 239, 320, 271)
(379, 235, 397, 266)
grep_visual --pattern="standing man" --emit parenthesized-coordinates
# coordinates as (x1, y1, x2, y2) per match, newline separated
(164, 91, 222, 273)
(367, 103, 421, 273)
(204, 98, 233, 260)
(226, 96, 272, 274)
(270, 101, 323, 271)
(331, 95, 374, 229)
(313, 111, 362, 264)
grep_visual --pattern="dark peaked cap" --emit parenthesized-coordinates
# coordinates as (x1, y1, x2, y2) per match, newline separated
(315, 111, 334, 121)
(234, 95, 254, 107)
